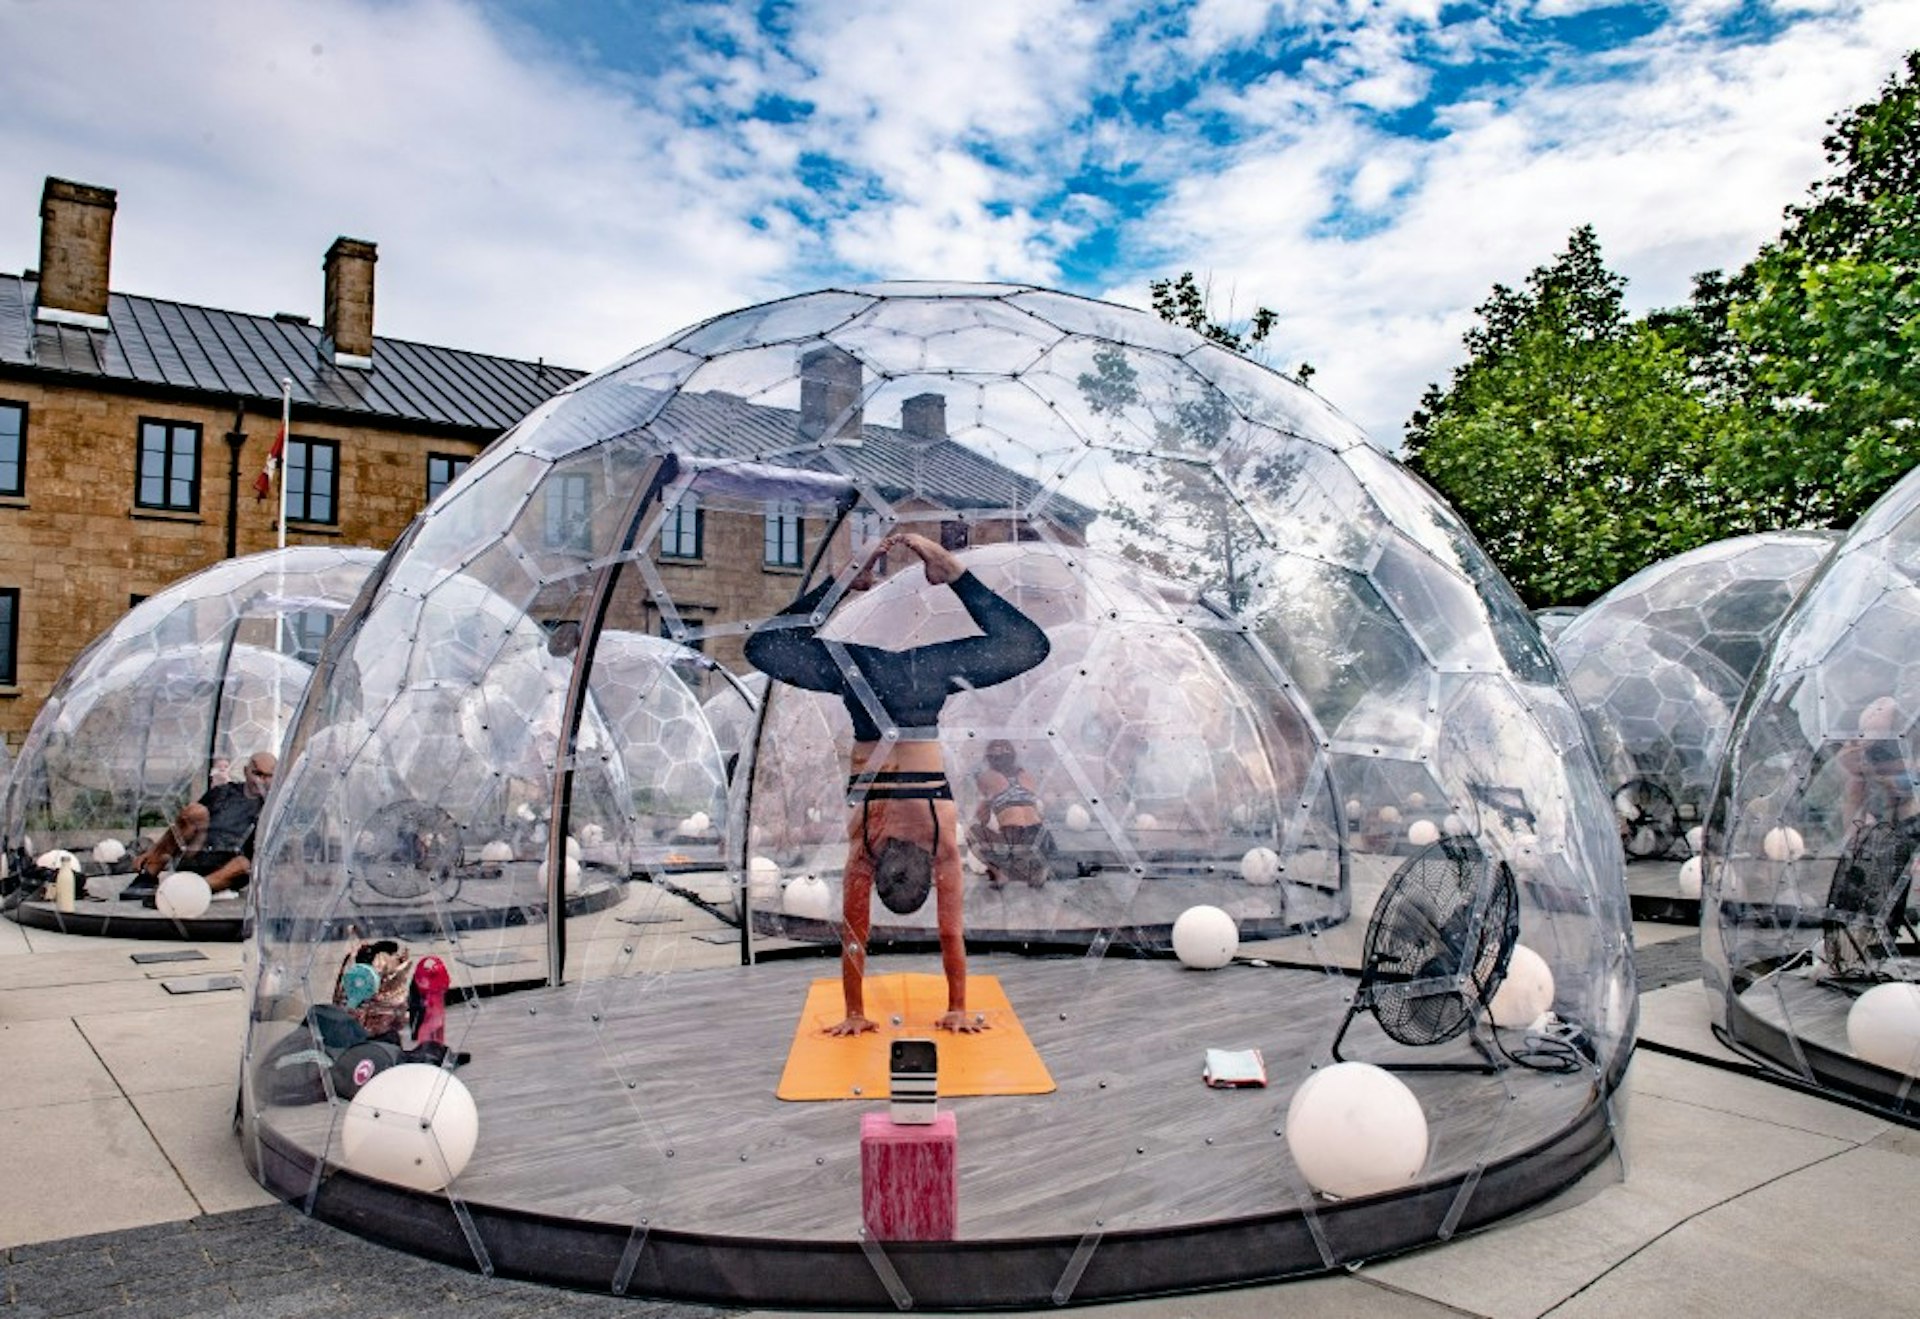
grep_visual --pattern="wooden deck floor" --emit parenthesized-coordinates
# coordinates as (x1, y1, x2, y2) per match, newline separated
(254, 949, 1603, 1244)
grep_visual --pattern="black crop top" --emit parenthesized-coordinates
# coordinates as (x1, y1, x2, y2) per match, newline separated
(744, 571, 1050, 743)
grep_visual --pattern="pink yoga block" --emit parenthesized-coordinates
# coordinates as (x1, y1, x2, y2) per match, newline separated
(860, 1111, 957, 1241)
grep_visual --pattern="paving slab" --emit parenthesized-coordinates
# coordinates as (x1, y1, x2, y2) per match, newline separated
(1625, 1042, 1896, 1144)
(1549, 1145, 1914, 1319)
(0, 1094, 199, 1248)
(1631, 979, 1735, 1060)
(76, 997, 249, 1096)
(129, 1085, 277, 1217)
(0, 1016, 122, 1106)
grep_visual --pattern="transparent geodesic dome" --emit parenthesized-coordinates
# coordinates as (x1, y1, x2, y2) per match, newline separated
(1704, 486, 1920, 1116)
(1553, 531, 1836, 858)
(1534, 605, 1581, 643)
(2, 547, 380, 866)
(239, 284, 1635, 1307)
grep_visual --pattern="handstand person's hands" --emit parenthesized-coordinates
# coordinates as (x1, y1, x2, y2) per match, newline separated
(883, 532, 965, 586)
(826, 1014, 878, 1037)
(936, 1010, 989, 1034)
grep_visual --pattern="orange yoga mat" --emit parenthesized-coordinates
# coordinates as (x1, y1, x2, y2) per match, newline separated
(776, 973, 1056, 1101)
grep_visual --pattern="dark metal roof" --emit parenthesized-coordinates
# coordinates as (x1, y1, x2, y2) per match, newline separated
(644, 391, 1097, 530)
(0, 274, 583, 433)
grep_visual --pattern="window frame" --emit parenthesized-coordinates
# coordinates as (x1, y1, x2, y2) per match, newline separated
(0, 399, 25, 498)
(134, 417, 202, 513)
(285, 435, 340, 525)
(0, 587, 18, 687)
(659, 496, 704, 560)
(764, 502, 804, 568)
(426, 451, 472, 504)
(543, 471, 593, 552)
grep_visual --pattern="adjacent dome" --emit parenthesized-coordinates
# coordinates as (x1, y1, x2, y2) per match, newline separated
(1705, 480, 1920, 1117)
(240, 284, 1635, 1307)
(1554, 531, 1836, 857)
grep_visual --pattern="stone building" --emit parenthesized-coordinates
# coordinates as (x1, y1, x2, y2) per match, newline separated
(0, 177, 1092, 743)
(0, 177, 583, 746)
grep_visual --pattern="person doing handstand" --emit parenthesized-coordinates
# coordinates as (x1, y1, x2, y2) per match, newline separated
(745, 532, 1050, 1036)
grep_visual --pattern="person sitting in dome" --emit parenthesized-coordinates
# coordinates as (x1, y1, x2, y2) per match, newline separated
(746, 532, 1050, 1036)
(972, 739, 1052, 889)
(124, 751, 277, 902)
(1839, 696, 1917, 829)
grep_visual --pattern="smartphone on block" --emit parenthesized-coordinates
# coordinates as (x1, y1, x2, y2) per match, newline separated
(889, 1038, 939, 1124)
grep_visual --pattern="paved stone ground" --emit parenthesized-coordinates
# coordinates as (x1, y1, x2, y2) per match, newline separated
(2, 935, 1708, 1319)
(0, 1206, 725, 1319)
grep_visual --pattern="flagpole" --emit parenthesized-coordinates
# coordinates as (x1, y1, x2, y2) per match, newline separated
(277, 377, 291, 553)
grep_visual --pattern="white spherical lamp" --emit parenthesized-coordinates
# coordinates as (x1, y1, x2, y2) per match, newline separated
(1685, 825, 1705, 854)
(480, 839, 513, 864)
(1847, 983, 1920, 1078)
(1489, 944, 1555, 1028)
(783, 873, 834, 921)
(1172, 905, 1238, 970)
(155, 872, 213, 920)
(1442, 814, 1467, 836)
(579, 822, 606, 849)
(1064, 804, 1092, 832)
(1406, 819, 1439, 847)
(1285, 1062, 1428, 1198)
(746, 855, 781, 903)
(1407, 791, 1427, 810)
(537, 856, 583, 894)
(1375, 805, 1401, 825)
(1677, 856, 1703, 899)
(1762, 826, 1806, 862)
(1133, 812, 1159, 831)
(92, 838, 127, 866)
(1345, 798, 1362, 820)
(35, 848, 78, 872)
(340, 1064, 479, 1192)
(1240, 846, 1281, 886)
(565, 835, 582, 860)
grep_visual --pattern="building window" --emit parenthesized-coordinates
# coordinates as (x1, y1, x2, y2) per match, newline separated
(286, 437, 339, 524)
(426, 452, 471, 504)
(136, 419, 201, 512)
(939, 519, 970, 551)
(660, 497, 702, 560)
(281, 609, 334, 665)
(850, 510, 884, 554)
(765, 503, 803, 568)
(0, 588, 16, 686)
(0, 401, 25, 497)
(544, 472, 592, 551)
(660, 611, 706, 654)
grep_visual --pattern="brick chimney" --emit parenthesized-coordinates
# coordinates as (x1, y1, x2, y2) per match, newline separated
(322, 237, 377, 368)
(798, 345, 863, 443)
(35, 177, 116, 328)
(900, 392, 947, 443)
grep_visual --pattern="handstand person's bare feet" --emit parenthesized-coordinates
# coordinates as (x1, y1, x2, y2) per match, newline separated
(883, 532, 965, 586)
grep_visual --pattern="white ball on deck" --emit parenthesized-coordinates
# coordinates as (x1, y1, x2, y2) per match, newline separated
(1407, 792, 1427, 810)
(565, 835, 582, 860)
(1240, 846, 1281, 886)
(536, 856, 583, 894)
(155, 872, 213, 921)
(1677, 856, 1703, 899)
(92, 839, 127, 866)
(1490, 944, 1555, 1028)
(1847, 983, 1920, 1078)
(1285, 1062, 1428, 1198)
(1375, 805, 1401, 825)
(746, 855, 781, 903)
(1064, 804, 1092, 831)
(1442, 814, 1466, 836)
(1762, 826, 1806, 862)
(340, 1064, 479, 1192)
(783, 874, 833, 921)
(1345, 798, 1362, 820)
(579, 822, 606, 849)
(480, 839, 513, 864)
(1133, 813, 1159, 831)
(1686, 825, 1705, 854)
(36, 848, 78, 872)
(1172, 905, 1238, 970)
(1406, 819, 1439, 847)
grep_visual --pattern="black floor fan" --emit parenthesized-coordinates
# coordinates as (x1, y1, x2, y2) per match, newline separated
(1617, 778, 1679, 859)
(1820, 816, 1920, 983)
(1331, 835, 1520, 1073)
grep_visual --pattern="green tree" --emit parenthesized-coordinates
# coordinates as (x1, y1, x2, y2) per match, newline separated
(1404, 227, 1734, 606)
(1711, 51, 1920, 527)
(1149, 271, 1313, 384)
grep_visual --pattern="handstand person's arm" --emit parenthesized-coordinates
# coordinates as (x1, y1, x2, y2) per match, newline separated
(743, 576, 855, 694)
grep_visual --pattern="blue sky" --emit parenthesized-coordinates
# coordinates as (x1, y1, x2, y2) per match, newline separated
(0, 0, 1910, 440)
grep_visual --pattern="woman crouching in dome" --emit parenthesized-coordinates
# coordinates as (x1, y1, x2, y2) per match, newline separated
(745, 532, 1050, 1036)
